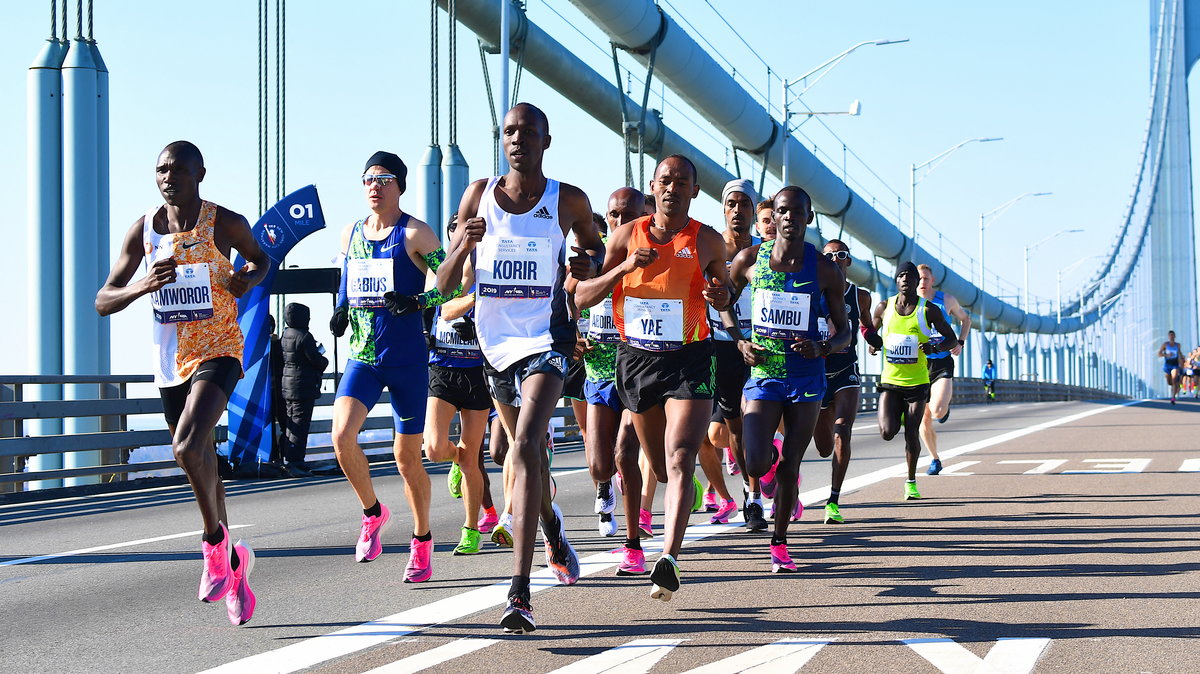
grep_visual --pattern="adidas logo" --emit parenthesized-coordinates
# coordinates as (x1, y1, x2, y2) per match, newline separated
(532, 206, 553, 220)
(675, 246, 694, 259)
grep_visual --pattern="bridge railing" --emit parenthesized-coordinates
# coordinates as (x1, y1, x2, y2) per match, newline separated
(0, 372, 1125, 494)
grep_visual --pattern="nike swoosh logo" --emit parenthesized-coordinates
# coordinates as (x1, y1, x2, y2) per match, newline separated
(400, 416, 415, 422)
(803, 392, 819, 397)
(182, 241, 203, 249)
(380, 243, 400, 252)
(790, 280, 812, 288)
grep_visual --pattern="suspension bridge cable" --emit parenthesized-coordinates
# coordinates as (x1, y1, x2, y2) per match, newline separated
(50, 0, 56, 39)
(431, 0, 439, 146)
(449, 0, 457, 145)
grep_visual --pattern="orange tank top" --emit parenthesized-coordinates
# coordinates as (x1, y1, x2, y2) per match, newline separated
(613, 215, 710, 351)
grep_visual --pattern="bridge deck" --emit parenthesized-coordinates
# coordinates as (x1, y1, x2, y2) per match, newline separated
(2, 399, 1197, 673)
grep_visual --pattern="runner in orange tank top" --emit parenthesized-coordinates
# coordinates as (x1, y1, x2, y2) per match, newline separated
(576, 155, 731, 603)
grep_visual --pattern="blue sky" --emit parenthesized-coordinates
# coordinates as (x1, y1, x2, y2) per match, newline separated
(0, 1, 1179, 375)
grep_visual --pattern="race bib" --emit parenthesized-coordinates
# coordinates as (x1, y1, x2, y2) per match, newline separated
(588, 298, 621, 344)
(433, 316, 481, 358)
(623, 297, 683, 351)
(817, 317, 830, 340)
(708, 290, 752, 332)
(346, 258, 393, 308)
(477, 236, 554, 299)
(752, 289, 812, 340)
(885, 333, 920, 365)
(151, 263, 214, 324)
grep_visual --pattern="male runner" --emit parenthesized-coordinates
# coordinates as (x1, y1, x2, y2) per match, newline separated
(437, 103, 604, 634)
(870, 261, 958, 500)
(96, 141, 269, 626)
(916, 263, 972, 475)
(1158, 330, 1183, 404)
(724, 186, 851, 572)
(328, 151, 459, 582)
(576, 155, 732, 601)
(813, 239, 881, 524)
(755, 199, 776, 241)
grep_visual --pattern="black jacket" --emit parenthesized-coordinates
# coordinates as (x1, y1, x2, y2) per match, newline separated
(281, 303, 328, 400)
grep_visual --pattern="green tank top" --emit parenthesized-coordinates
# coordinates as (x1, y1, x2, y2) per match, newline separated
(879, 295, 932, 387)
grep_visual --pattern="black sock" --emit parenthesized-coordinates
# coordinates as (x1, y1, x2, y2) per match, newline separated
(230, 547, 241, 571)
(509, 575, 530, 599)
(414, 531, 432, 542)
(364, 501, 382, 518)
(625, 537, 642, 551)
(202, 526, 225, 546)
(541, 511, 562, 542)
(828, 489, 840, 506)
(771, 534, 787, 546)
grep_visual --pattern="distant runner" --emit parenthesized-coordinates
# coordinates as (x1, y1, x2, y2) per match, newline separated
(1158, 330, 1182, 404)
(916, 263, 972, 475)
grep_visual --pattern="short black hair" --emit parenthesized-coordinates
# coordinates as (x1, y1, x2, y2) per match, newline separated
(825, 238, 848, 250)
(162, 140, 204, 168)
(510, 102, 549, 134)
(774, 185, 812, 212)
(658, 154, 698, 182)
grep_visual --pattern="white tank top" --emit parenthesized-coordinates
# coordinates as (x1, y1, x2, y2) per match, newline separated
(474, 176, 571, 370)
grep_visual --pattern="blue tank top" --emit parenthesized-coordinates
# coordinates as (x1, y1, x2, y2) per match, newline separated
(1164, 342, 1180, 364)
(343, 214, 428, 366)
(819, 282, 861, 372)
(429, 303, 484, 368)
(925, 290, 950, 360)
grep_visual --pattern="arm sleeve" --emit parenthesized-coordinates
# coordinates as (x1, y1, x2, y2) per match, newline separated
(416, 248, 462, 309)
(336, 253, 348, 309)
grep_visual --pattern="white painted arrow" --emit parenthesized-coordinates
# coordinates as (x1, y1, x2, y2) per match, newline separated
(546, 638, 682, 674)
(682, 637, 833, 673)
(904, 637, 1050, 674)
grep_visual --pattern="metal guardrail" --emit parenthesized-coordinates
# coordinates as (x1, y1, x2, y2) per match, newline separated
(0, 372, 1125, 494)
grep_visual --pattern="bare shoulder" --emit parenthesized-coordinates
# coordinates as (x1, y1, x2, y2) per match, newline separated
(214, 204, 250, 230)
(557, 181, 590, 206)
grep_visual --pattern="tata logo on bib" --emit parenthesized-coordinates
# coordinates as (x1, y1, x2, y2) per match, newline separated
(527, 241, 539, 250)
(661, 302, 671, 310)
(182, 266, 197, 279)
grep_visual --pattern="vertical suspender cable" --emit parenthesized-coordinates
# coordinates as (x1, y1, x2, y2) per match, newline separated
(280, 0, 286, 198)
(432, 0, 439, 147)
(275, 0, 281, 201)
(257, 0, 265, 215)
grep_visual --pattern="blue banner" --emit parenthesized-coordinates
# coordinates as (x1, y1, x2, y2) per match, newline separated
(227, 185, 326, 466)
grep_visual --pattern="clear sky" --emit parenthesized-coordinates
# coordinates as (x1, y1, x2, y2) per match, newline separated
(0, 1, 1183, 376)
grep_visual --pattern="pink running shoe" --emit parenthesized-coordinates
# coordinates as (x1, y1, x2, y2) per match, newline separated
(638, 508, 654, 539)
(614, 471, 625, 495)
(791, 471, 804, 521)
(770, 543, 797, 573)
(710, 499, 738, 524)
(760, 463, 779, 499)
(702, 491, 719, 512)
(404, 537, 433, 583)
(478, 508, 500, 534)
(355, 503, 391, 563)
(724, 447, 741, 475)
(198, 523, 233, 602)
(615, 545, 647, 575)
(225, 541, 256, 626)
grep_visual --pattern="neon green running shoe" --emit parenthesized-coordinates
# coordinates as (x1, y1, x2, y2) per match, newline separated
(823, 502, 844, 524)
(447, 462, 463, 499)
(904, 481, 921, 500)
(691, 474, 704, 513)
(454, 526, 481, 555)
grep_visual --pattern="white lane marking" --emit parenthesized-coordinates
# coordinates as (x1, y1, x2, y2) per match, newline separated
(938, 461, 980, 476)
(904, 637, 1050, 674)
(206, 401, 1131, 674)
(546, 638, 682, 674)
(1180, 458, 1200, 472)
(998, 459, 1068, 474)
(0, 525, 253, 567)
(362, 638, 496, 673)
(681, 637, 833, 673)
(1062, 458, 1151, 474)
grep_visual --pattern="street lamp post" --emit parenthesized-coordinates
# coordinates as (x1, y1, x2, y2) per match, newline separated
(1057, 255, 1098, 324)
(1022, 227, 1083, 377)
(910, 137, 1003, 261)
(978, 192, 1051, 363)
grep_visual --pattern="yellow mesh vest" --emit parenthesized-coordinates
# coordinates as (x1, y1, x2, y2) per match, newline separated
(880, 296, 932, 387)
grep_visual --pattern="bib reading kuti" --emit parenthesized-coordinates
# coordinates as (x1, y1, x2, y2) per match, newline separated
(347, 258, 393, 308)
(152, 263, 214, 324)
(752, 289, 812, 341)
(479, 236, 554, 299)
(623, 297, 683, 351)
(885, 333, 920, 365)
(588, 298, 620, 344)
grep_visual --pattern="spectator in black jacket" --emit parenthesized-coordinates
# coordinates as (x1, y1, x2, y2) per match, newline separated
(268, 314, 287, 464)
(282, 303, 329, 477)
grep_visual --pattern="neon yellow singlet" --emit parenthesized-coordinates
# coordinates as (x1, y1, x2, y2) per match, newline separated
(879, 295, 933, 387)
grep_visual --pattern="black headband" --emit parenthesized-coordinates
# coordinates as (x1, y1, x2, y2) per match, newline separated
(363, 151, 408, 192)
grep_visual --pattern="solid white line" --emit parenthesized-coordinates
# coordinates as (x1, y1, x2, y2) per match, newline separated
(546, 638, 682, 674)
(681, 637, 833, 673)
(0, 525, 253, 567)
(205, 400, 1133, 674)
(362, 638, 495, 674)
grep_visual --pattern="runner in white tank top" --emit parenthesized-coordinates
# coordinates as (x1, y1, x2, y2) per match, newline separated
(435, 103, 605, 635)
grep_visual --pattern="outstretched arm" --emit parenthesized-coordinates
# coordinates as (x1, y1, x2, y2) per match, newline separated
(857, 287, 883, 349)
(575, 224, 648, 310)
(437, 179, 488, 297)
(922, 303, 959, 355)
(945, 294, 972, 356)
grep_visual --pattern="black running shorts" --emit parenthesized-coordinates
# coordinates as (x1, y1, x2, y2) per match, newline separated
(821, 362, 861, 410)
(429, 364, 492, 411)
(483, 351, 570, 408)
(877, 381, 931, 405)
(562, 358, 587, 402)
(711, 340, 750, 421)
(616, 340, 715, 414)
(159, 356, 242, 428)
(927, 356, 955, 384)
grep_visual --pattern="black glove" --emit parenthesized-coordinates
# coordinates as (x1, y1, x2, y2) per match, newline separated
(382, 292, 421, 316)
(425, 330, 437, 351)
(329, 305, 349, 338)
(451, 315, 477, 342)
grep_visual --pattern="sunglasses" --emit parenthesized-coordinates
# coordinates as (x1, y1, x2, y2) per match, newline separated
(362, 173, 397, 187)
(824, 250, 850, 261)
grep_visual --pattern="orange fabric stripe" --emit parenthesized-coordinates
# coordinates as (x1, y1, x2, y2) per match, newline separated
(613, 215, 711, 344)
(172, 202, 244, 381)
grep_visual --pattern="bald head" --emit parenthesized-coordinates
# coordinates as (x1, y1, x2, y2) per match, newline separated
(606, 186, 645, 230)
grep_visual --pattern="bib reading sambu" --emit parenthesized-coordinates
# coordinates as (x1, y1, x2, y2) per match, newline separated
(152, 263, 214, 324)
(347, 258, 393, 308)
(623, 297, 683, 351)
(885, 333, 920, 365)
(752, 289, 812, 340)
(477, 236, 554, 299)
(588, 298, 620, 345)
(434, 316, 481, 358)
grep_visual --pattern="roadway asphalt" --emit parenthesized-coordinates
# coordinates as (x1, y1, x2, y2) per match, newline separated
(3, 398, 1198, 673)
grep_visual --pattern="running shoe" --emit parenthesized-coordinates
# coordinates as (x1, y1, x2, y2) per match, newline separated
(691, 474, 704, 513)
(225, 541, 256, 626)
(614, 471, 624, 495)
(703, 491, 719, 512)
(198, 523, 233, 602)
(760, 444, 781, 498)
(710, 498, 738, 524)
(791, 470, 804, 521)
(927, 459, 943, 476)
(649, 554, 681, 601)
(743, 501, 768, 531)
(478, 508, 499, 534)
(823, 502, 844, 524)
(544, 505, 580, 585)
(724, 446, 741, 475)
(938, 409, 950, 424)
(491, 515, 514, 548)
(598, 511, 618, 537)
(638, 508, 654, 539)
(447, 462, 463, 499)
(355, 503, 391, 563)
(404, 537, 433, 583)
(454, 526, 482, 555)
(595, 480, 615, 514)
(501, 593, 536, 634)
(904, 482, 922, 500)
(770, 543, 797, 573)
(616, 545, 647, 575)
